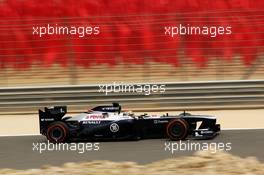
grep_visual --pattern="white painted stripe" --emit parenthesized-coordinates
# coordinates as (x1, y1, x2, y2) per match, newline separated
(222, 128, 264, 130)
(0, 134, 40, 137)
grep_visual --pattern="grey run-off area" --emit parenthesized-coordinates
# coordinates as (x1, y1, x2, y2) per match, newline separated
(0, 129, 263, 169)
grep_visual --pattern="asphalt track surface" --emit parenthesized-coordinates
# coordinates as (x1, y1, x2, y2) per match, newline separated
(0, 129, 263, 169)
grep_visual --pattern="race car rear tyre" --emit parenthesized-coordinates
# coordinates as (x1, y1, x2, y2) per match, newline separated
(166, 119, 189, 141)
(46, 121, 69, 143)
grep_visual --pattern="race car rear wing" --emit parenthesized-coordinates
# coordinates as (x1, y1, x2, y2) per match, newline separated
(39, 106, 67, 134)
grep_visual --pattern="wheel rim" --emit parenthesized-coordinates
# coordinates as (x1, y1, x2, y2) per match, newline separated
(170, 123, 184, 137)
(51, 127, 64, 141)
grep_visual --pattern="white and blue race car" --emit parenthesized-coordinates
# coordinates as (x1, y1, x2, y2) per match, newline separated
(39, 103, 220, 143)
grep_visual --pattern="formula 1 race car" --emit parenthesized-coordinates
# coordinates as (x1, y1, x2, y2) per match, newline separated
(39, 103, 220, 143)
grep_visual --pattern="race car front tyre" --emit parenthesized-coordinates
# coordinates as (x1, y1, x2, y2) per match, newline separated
(166, 119, 189, 141)
(46, 121, 69, 143)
